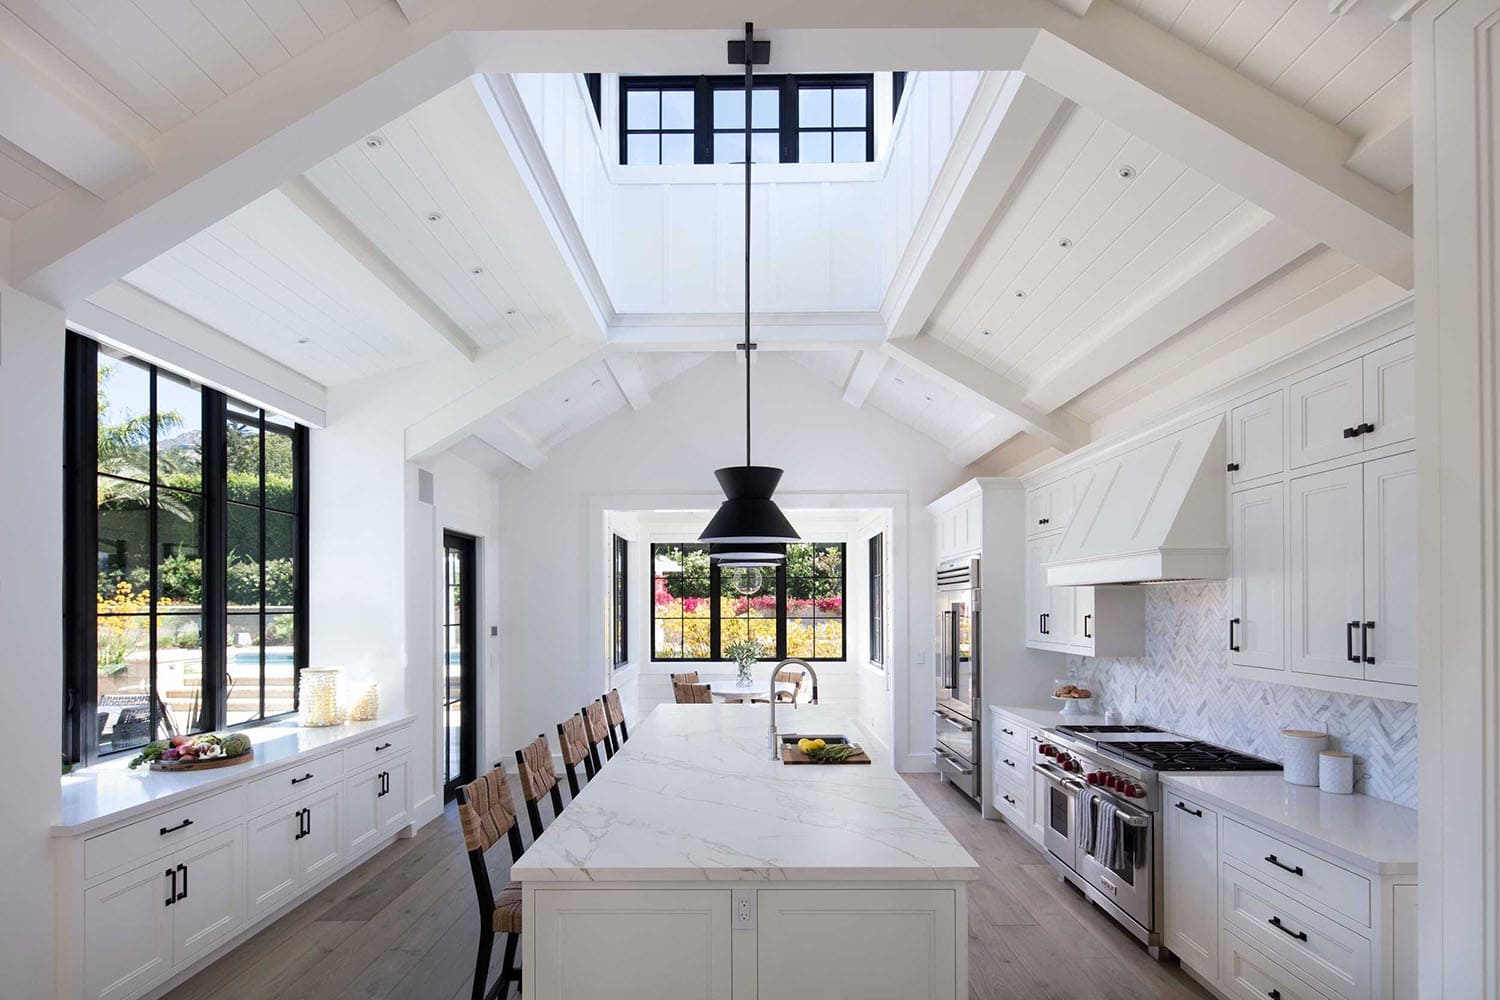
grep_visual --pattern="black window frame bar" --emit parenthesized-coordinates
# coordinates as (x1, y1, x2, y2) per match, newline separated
(868, 532, 885, 667)
(63, 332, 310, 766)
(619, 73, 876, 165)
(611, 533, 629, 668)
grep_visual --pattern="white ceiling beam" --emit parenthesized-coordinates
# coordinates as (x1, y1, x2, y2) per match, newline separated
(477, 417, 548, 470)
(608, 312, 886, 352)
(1023, 211, 1320, 413)
(280, 176, 480, 361)
(883, 73, 1069, 341)
(1346, 108, 1413, 194)
(1022, 3, 1413, 288)
(394, 0, 443, 22)
(1045, 0, 1097, 15)
(604, 354, 651, 410)
(882, 335, 1088, 452)
(0, 42, 149, 199)
(842, 351, 887, 407)
(948, 414, 1026, 467)
(1327, 0, 1420, 19)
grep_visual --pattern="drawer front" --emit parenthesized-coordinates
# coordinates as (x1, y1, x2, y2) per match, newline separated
(1221, 929, 1336, 1000)
(991, 716, 1029, 756)
(1222, 863, 1371, 1000)
(85, 784, 246, 881)
(344, 726, 411, 772)
(1223, 817, 1371, 926)
(992, 741, 1028, 785)
(993, 769, 1026, 827)
(246, 751, 344, 815)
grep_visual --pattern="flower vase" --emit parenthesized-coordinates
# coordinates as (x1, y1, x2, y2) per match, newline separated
(736, 662, 755, 688)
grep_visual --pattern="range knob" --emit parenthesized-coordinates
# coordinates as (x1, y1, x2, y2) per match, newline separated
(1127, 784, 1144, 798)
(1086, 772, 1101, 784)
(1064, 759, 1081, 773)
(1039, 744, 1053, 757)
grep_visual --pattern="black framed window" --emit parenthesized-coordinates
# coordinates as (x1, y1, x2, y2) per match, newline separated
(611, 534, 629, 668)
(649, 541, 844, 661)
(64, 333, 309, 765)
(868, 533, 885, 667)
(620, 74, 875, 165)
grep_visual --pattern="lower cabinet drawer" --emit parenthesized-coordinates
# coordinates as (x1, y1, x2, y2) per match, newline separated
(991, 742, 1028, 785)
(1221, 928, 1336, 1000)
(1222, 863, 1371, 1000)
(993, 774, 1026, 827)
(344, 726, 411, 772)
(85, 785, 246, 881)
(1223, 817, 1371, 926)
(992, 717, 1030, 756)
(246, 751, 343, 814)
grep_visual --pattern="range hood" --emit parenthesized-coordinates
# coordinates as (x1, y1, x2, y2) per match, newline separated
(1045, 416, 1228, 586)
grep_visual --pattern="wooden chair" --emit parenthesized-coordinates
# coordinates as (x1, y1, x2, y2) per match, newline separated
(582, 699, 613, 771)
(753, 667, 808, 705)
(669, 671, 700, 685)
(455, 768, 525, 1000)
(674, 681, 713, 704)
(513, 734, 565, 840)
(603, 688, 629, 751)
(556, 712, 595, 796)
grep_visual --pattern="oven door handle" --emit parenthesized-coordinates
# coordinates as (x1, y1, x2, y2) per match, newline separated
(1032, 762, 1085, 792)
(933, 745, 975, 774)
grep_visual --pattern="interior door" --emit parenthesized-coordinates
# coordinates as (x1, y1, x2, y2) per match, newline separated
(1289, 466, 1365, 679)
(1362, 452, 1417, 685)
(442, 532, 478, 800)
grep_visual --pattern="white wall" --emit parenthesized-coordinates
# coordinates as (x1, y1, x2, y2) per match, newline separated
(494, 353, 967, 770)
(0, 283, 64, 999)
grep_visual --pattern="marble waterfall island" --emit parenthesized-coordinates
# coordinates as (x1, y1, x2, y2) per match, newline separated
(512, 703, 978, 999)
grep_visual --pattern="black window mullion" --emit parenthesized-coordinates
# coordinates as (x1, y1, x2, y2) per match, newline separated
(147, 368, 159, 741)
(258, 411, 267, 722)
(63, 334, 99, 766)
(708, 560, 721, 661)
(694, 77, 711, 164)
(294, 424, 309, 709)
(200, 391, 226, 734)
(779, 76, 796, 163)
(775, 561, 787, 659)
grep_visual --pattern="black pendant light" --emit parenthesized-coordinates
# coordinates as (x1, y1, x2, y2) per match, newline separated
(701, 22, 799, 562)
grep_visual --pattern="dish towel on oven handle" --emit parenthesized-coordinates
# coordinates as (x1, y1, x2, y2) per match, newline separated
(1094, 796, 1124, 871)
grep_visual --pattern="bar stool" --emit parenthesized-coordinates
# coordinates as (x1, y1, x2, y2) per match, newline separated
(603, 688, 629, 751)
(556, 712, 595, 796)
(673, 681, 712, 704)
(582, 698, 613, 771)
(514, 734, 565, 840)
(455, 767, 525, 1000)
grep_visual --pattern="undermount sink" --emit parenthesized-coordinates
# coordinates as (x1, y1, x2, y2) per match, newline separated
(779, 734, 852, 746)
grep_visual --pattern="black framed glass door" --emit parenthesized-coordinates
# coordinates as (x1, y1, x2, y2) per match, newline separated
(442, 532, 478, 800)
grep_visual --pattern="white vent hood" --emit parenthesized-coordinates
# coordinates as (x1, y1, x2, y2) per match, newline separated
(1045, 416, 1228, 586)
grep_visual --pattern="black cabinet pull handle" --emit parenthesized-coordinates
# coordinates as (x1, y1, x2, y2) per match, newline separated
(176, 863, 188, 901)
(1003, 758, 1016, 768)
(1226, 462, 1240, 472)
(1362, 621, 1375, 664)
(1265, 853, 1304, 876)
(1346, 621, 1360, 662)
(1174, 801, 1203, 818)
(1229, 617, 1240, 652)
(291, 772, 314, 785)
(1038, 517, 1049, 525)
(304, 808, 312, 839)
(160, 818, 193, 836)
(1002, 794, 1016, 805)
(294, 808, 306, 840)
(1041, 613, 1050, 635)
(375, 742, 393, 752)
(1001, 727, 1015, 736)
(1343, 425, 1360, 438)
(1359, 422, 1375, 435)
(1268, 916, 1307, 942)
(1269, 991, 1281, 1000)
(1030, 735, 1041, 743)
(165, 868, 176, 906)
(1083, 614, 1092, 639)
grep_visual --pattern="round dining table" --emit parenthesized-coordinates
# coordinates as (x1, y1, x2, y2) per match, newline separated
(702, 678, 797, 704)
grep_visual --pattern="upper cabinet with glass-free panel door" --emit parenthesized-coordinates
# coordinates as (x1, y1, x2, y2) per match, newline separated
(1229, 390, 1284, 485)
(1362, 452, 1417, 686)
(1287, 337, 1415, 469)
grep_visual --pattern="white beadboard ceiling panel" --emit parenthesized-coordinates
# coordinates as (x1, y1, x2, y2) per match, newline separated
(0, 135, 73, 220)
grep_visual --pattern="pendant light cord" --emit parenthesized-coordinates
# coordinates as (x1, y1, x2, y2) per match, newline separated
(743, 20, 753, 468)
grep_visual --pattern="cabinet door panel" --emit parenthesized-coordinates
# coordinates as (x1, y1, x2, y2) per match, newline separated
(1288, 359, 1363, 468)
(246, 807, 301, 923)
(171, 826, 243, 969)
(758, 889, 957, 1000)
(379, 757, 411, 835)
(1028, 766, 1048, 846)
(1361, 338, 1415, 451)
(345, 767, 383, 857)
(1363, 452, 1417, 686)
(1025, 537, 1050, 643)
(1230, 484, 1285, 672)
(83, 862, 174, 1000)
(531, 889, 731, 1000)
(1230, 389, 1284, 483)
(299, 788, 344, 884)
(1070, 585, 1095, 652)
(1164, 796, 1219, 982)
(1025, 489, 1050, 536)
(1289, 467, 1365, 679)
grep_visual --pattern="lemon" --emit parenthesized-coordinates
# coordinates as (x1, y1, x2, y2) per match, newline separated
(797, 738, 815, 753)
(810, 739, 827, 750)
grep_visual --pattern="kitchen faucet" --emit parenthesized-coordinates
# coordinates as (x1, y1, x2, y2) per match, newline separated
(768, 657, 819, 759)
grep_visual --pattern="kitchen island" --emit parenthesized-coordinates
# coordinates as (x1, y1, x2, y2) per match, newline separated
(512, 703, 978, 999)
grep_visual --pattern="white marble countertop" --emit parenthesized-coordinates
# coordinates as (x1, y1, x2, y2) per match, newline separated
(512, 704, 980, 883)
(54, 715, 415, 837)
(1160, 773, 1417, 876)
(990, 703, 1109, 730)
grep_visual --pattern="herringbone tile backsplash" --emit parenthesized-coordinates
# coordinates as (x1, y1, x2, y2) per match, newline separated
(1067, 580, 1417, 807)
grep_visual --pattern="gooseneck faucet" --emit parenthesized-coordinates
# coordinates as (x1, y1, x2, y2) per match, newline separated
(768, 657, 819, 759)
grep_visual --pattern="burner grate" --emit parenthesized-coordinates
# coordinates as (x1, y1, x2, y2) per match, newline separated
(1106, 740, 1281, 772)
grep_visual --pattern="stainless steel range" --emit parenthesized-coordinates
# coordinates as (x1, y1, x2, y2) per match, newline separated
(1032, 723, 1280, 956)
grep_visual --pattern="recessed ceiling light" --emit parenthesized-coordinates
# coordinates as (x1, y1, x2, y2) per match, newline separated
(924, 394, 933, 402)
(1014, 289, 1027, 299)
(981, 329, 992, 337)
(591, 378, 601, 387)
(893, 376, 905, 385)
(470, 266, 484, 275)
(296, 337, 311, 345)
(1057, 237, 1072, 248)
(426, 211, 442, 222)
(505, 308, 518, 316)
(1118, 165, 1135, 179)
(364, 135, 384, 149)
(562, 397, 571, 404)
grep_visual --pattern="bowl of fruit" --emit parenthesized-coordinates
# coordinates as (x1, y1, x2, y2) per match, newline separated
(129, 732, 254, 771)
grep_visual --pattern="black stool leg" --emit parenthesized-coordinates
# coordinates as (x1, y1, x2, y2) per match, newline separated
(472, 930, 493, 1000)
(563, 761, 580, 798)
(549, 783, 564, 819)
(495, 933, 519, 1000)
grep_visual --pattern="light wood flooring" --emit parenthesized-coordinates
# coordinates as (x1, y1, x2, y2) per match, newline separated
(163, 774, 1212, 1000)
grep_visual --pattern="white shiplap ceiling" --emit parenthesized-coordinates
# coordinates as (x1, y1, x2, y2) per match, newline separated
(0, 135, 72, 220)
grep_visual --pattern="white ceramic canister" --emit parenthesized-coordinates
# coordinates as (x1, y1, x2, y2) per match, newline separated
(1319, 751, 1355, 794)
(1281, 729, 1328, 786)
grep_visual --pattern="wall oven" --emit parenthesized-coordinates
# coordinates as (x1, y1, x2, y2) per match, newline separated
(934, 558, 981, 802)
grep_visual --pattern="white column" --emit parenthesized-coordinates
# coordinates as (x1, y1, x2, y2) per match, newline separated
(1412, 2, 1500, 996)
(0, 283, 65, 999)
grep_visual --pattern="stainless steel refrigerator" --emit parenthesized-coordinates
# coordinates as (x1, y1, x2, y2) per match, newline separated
(934, 556, 981, 803)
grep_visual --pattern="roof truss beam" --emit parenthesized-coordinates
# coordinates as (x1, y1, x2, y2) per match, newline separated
(478, 417, 548, 469)
(842, 351, 887, 407)
(604, 354, 651, 410)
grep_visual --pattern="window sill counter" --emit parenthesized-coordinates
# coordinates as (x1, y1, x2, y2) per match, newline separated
(54, 715, 415, 838)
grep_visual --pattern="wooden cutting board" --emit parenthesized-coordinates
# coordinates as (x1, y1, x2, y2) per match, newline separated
(151, 749, 254, 772)
(780, 745, 871, 765)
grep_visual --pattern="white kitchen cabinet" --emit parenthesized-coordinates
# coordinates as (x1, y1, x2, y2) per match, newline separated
(247, 786, 345, 923)
(348, 755, 412, 857)
(1025, 534, 1143, 656)
(1288, 359, 1365, 469)
(1164, 796, 1219, 982)
(1230, 484, 1285, 673)
(379, 757, 412, 835)
(1229, 389, 1284, 485)
(83, 860, 174, 1000)
(1025, 477, 1076, 538)
(1289, 465, 1366, 680)
(1360, 338, 1415, 452)
(1392, 885, 1417, 1000)
(935, 495, 982, 560)
(1028, 765, 1048, 847)
(1069, 585, 1094, 647)
(300, 787, 344, 881)
(171, 827, 244, 967)
(1025, 535, 1058, 645)
(1362, 452, 1417, 687)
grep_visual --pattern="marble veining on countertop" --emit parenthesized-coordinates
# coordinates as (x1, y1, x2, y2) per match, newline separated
(512, 704, 979, 883)
(55, 715, 415, 836)
(1161, 772, 1417, 875)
